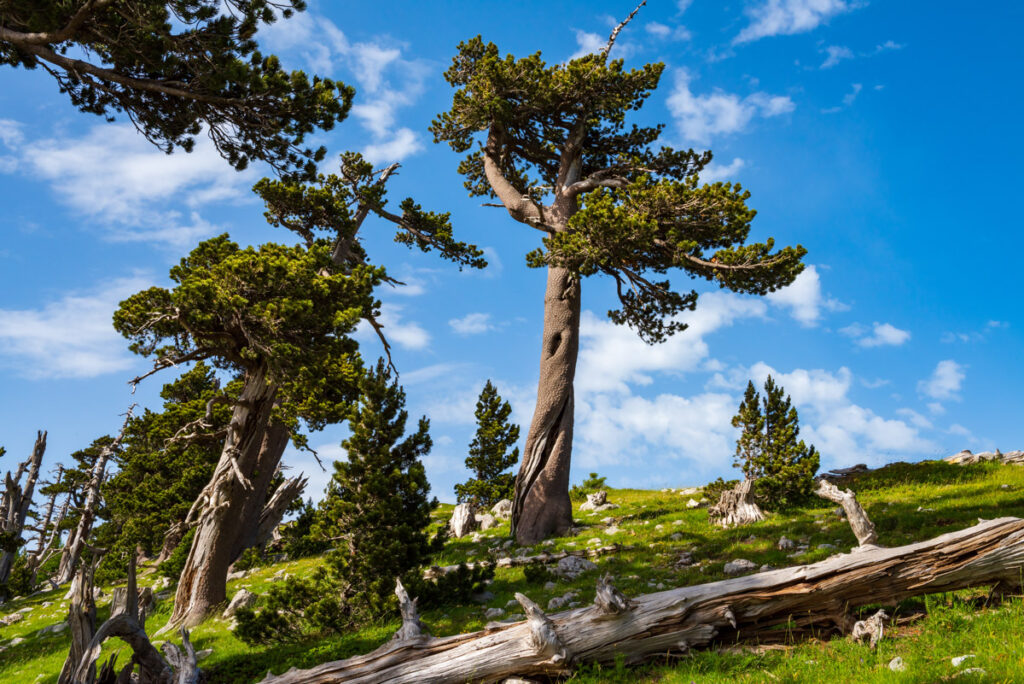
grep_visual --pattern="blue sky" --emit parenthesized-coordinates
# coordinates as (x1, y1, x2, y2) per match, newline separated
(1, 0, 1021, 503)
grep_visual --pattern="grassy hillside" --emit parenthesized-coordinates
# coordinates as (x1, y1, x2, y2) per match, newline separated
(3, 459, 1024, 682)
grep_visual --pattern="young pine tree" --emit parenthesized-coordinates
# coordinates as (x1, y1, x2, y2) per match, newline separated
(731, 376, 819, 509)
(316, 359, 436, 622)
(455, 381, 520, 507)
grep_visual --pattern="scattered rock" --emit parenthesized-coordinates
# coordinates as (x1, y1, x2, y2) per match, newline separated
(222, 588, 257, 618)
(15, 606, 32, 614)
(675, 551, 694, 567)
(951, 655, 976, 667)
(579, 491, 619, 512)
(587, 537, 602, 546)
(605, 525, 621, 535)
(555, 556, 598, 579)
(741, 535, 758, 544)
(673, 519, 684, 526)
(196, 648, 213, 661)
(1001, 484, 1012, 490)
(1, 613, 24, 626)
(491, 499, 513, 520)
(686, 498, 702, 509)
(9, 637, 24, 646)
(472, 591, 495, 604)
(678, 487, 700, 496)
(471, 532, 482, 542)
(547, 596, 568, 610)
(759, 564, 774, 573)
(506, 598, 520, 608)
(543, 581, 557, 591)
(723, 559, 758, 576)
(475, 513, 497, 531)
(450, 503, 479, 538)
(817, 543, 837, 551)
(483, 607, 505, 619)
(670, 533, 683, 541)
(227, 569, 248, 582)
(889, 656, 906, 672)
(41, 602, 51, 608)
(38, 621, 68, 635)
(954, 668, 986, 678)
(778, 536, 796, 550)
(655, 524, 665, 531)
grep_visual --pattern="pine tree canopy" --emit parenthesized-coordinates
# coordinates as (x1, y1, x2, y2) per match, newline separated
(431, 37, 807, 343)
(455, 380, 520, 507)
(0, 1, 353, 179)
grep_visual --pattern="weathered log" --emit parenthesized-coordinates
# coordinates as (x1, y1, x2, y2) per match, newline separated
(708, 478, 765, 528)
(259, 517, 1024, 683)
(814, 478, 878, 547)
(0, 430, 46, 584)
(392, 578, 428, 644)
(58, 556, 98, 684)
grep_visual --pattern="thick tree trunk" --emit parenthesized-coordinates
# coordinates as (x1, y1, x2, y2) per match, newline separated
(512, 266, 581, 545)
(166, 366, 290, 628)
(58, 557, 98, 684)
(0, 430, 46, 584)
(259, 517, 1024, 683)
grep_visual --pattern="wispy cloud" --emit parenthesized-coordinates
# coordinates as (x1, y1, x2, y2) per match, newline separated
(699, 157, 746, 183)
(449, 313, 494, 335)
(840, 321, 911, 348)
(0, 276, 150, 379)
(734, 0, 858, 45)
(918, 359, 966, 401)
(765, 265, 847, 327)
(667, 69, 795, 145)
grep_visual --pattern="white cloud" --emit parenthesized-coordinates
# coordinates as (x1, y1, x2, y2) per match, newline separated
(261, 12, 426, 163)
(820, 45, 854, 69)
(699, 157, 745, 183)
(840, 321, 911, 348)
(2, 123, 249, 246)
(734, 0, 856, 45)
(0, 276, 150, 379)
(570, 30, 608, 60)
(918, 359, 965, 401)
(577, 291, 768, 394)
(645, 22, 692, 41)
(449, 313, 493, 335)
(765, 265, 846, 326)
(357, 304, 430, 351)
(843, 83, 863, 106)
(667, 69, 795, 145)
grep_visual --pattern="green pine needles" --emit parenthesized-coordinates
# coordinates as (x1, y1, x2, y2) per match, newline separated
(732, 377, 819, 510)
(455, 380, 521, 507)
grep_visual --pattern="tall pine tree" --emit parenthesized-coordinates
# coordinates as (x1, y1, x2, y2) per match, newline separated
(731, 376, 819, 509)
(455, 380, 520, 507)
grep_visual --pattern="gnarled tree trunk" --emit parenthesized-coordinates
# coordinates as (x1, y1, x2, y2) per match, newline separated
(708, 478, 765, 528)
(167, 366, 290, 628)
(512, 265, 581, 545)
(251, 474, 307, 550)
(259, 516, 1024, 683)
(0, 430, 46, 584)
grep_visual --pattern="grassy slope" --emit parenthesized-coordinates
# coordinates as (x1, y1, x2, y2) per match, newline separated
(2, 460, 1024, 682)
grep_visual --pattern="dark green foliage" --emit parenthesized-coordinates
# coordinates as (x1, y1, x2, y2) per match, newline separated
(276, 498, 330, 561)
(703, 477, 740, 504)
(523, 561, 555, 584)
(114, 233, 377, 443)
(731, 376, 819, 509)
(2, 555, 32, 598)
(0, 1, 353, 179)
(570, 472, 608, 501)
(430, 37, 807, 344)
(159, 527, 195, 581)
(455, 380, 520, 507)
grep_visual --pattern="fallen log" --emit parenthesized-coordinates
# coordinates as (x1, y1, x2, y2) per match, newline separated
(260, 516, 1024, 684)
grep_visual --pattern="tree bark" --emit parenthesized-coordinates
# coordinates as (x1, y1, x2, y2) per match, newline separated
(56, 410, 133, 585)
(166, 366, 290, 628)
(259, 517, 1024, 683)
(814, 479, 878, 547)
(0, 430, 46, 584)
(708, 478, 765, 528)
(512, 266, 581, 545)
(251, 475, 307, 550)
(58, 557, 98, 684)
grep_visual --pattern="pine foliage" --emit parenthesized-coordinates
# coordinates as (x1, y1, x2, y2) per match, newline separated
(732, 376, 819, 509)
(455, 380, 520, 507)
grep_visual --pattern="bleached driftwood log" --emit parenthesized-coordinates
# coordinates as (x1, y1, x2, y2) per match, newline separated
(815, 478, 878, 547)
(260, 517, 1024, 684)
(708, 478, 765, 528)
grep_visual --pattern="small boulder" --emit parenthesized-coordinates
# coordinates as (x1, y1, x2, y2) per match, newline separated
(1, 612, 23, 626)
(196, 648, 213, 662)
(889, 656, 906, 672)
(777, 536, 795, 550)
(547, 596, 568, 610)
(543, 581, 557, 591)
(555, 556, 598, 579)
(579, 491, 619, 512)
(951, 655, 976, 667)
(817, 543, 837, 551)
(38, 621, 69, 635)
(686, 498, 703, 509)
(449, 503, 479, 538)
(483, 607, 504, 619)
(477, 513, 497, 531)
(491, 499, 513, 520)
(222, 588, 257, 618)
(472, 590, 495, 604)
(723, 559, 758, 576)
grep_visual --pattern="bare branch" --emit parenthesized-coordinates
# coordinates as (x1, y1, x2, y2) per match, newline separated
(483, 125, 549, 230)
(601, 1, 647, 58)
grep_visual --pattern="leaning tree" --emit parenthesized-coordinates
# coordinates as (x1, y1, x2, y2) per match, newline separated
(115, 153, 482, 628)
(0, 0, 351, 179)
(431, 13, 808, 543)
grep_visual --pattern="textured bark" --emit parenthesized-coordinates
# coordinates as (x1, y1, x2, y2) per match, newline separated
(259, 517, 1024, 683)
(708, 479, 765, 528)
(57, 411, 134, 585)
(166, 367, 290, 628)
(155, 521, 188, 565)
(25, 465, 64, 586)
(252, 475, 307, 550)
(815, 479, 878, 547)
(0, 430, 46, 584)
(58, 558, 98, 684)
(512, 266, 580, 545)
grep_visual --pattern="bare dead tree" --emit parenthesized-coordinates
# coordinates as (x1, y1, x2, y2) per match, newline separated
(56, 408, 135, 585)
(0, 430, 47, 585)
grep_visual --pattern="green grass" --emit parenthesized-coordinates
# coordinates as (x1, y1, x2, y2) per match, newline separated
(4, 459, 1024, 683)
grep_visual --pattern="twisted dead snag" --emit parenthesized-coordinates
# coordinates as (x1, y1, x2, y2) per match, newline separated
(708, 478, 765, 528)
(258, 518, 1024, 683)
(0, 429, 46, 585)
(814, 478, 878, 548)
